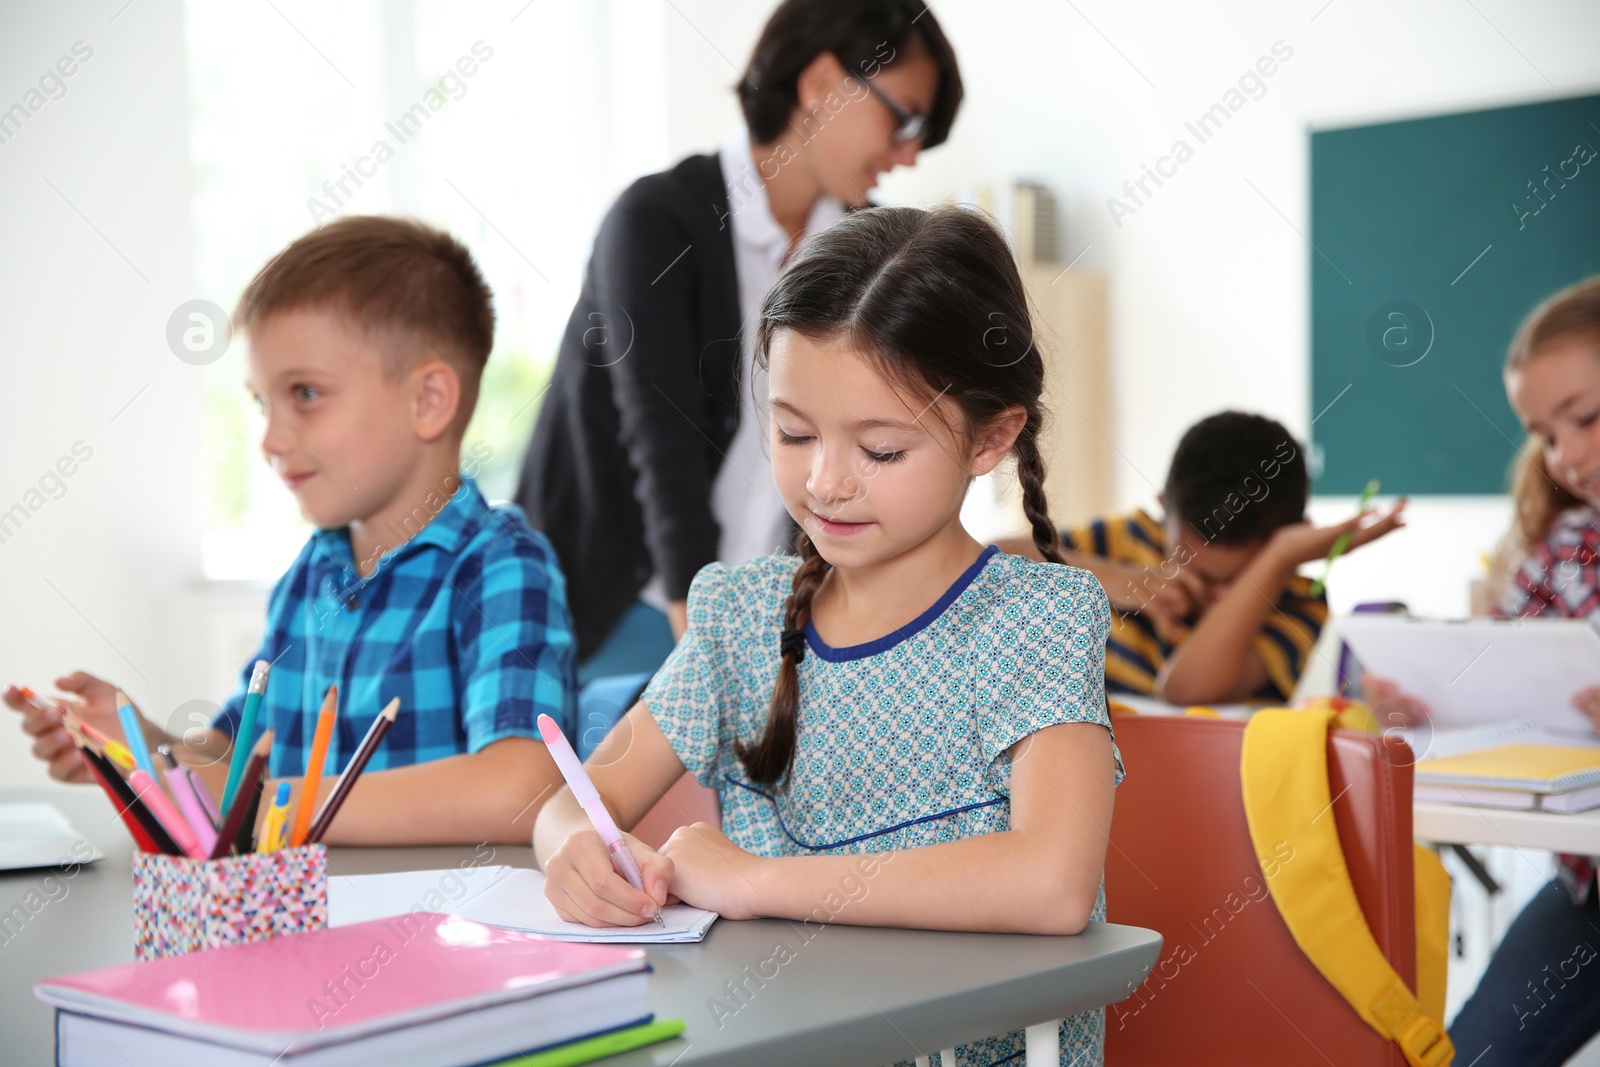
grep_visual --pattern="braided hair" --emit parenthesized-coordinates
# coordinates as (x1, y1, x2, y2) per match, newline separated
(735, 204, 1063, 786)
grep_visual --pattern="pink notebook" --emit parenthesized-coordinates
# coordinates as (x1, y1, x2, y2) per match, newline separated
(36, 912, 648, 1059)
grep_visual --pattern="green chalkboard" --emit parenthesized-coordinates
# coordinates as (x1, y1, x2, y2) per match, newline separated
(1310, 93, 1600, 494)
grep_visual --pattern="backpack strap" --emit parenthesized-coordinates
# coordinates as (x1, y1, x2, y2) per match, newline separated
(1240, 708, 1453, 1067)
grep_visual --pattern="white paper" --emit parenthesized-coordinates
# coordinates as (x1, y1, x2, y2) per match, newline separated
(1340, 616, 1600, 731)
(328, 866, 717, 943)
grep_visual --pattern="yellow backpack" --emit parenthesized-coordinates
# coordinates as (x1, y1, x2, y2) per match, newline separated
(1240, 707, 1453, 1067)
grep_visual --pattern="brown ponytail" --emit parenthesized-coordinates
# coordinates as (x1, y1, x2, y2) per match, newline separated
(735, 532, 831, 785)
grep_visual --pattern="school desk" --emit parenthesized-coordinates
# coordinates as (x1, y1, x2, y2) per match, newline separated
(1414, 799, 1600, 855)
(0, 788, 1161, 1066)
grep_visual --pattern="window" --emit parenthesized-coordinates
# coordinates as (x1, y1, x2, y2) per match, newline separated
(186, 0, 667, 579)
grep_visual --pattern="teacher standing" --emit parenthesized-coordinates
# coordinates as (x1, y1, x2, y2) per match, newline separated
(516, 0, 963, 681)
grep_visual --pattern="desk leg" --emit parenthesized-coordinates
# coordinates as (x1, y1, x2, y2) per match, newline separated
(1025, 1020, 1060, 1066)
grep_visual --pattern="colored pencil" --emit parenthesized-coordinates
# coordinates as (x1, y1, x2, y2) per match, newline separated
(114, 688, 158, 781)
(210, 729, 273, 860)
(233, 779, 264, 856)
(221, 659, 271, 813)
(289, 685, 338, 847)
(307, 697, 398, 844)
(65, 724, 166, 853)
(129, 768, 206, 859)
(18, 688, 136, 770)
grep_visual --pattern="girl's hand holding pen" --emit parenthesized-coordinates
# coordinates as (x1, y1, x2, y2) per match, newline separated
(543, 827, 675, 928)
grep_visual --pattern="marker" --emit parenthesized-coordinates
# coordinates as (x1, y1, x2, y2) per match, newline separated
(289, 686, 337, 848)
(538, 713, 664, 927)
(257, 781, 293, 853)
(159, 745, 219, 856)
(185, 767, 222, 829)
(1310, 479, 1379, 596)
(222, 660, 271, 814)
(115, 689, 159, 781)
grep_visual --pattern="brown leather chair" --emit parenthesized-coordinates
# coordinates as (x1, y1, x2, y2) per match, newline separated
(1105, 713, 1421, 1066)
(632, 773, 720, 850)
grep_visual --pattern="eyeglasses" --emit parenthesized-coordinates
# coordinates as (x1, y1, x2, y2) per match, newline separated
(859, 78, 928, 145)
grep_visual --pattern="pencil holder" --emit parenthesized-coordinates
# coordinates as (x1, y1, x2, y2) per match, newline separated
(132, 845, 328, 961)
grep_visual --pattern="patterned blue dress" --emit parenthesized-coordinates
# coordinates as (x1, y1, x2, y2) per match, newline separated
(642, 544, 1121, 1066)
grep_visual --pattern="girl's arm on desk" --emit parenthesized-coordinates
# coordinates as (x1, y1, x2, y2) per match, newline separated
(665, 722, 1114, 935)
(534, 703, 1115, 936)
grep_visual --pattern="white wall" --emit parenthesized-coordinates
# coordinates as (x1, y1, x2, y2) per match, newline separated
(657, 0, 1600, 616)
(0, 0, 203, 790)
(4, 0, 1598, 793)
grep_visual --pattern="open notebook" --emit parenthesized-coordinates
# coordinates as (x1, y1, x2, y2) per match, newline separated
(328, 866, 717, 944)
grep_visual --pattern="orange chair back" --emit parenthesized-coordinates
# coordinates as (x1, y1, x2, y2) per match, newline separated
(1105, 714, 1418, 1066)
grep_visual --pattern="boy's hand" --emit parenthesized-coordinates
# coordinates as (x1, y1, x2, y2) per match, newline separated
(1266, 499, 1408, 571)
(4, 677, 103, 784)
(1094, 558, 1206, 640)
(658, 822, 763, 919)
(542, 828, 674, 927)
(1573, 687, 1600, 733)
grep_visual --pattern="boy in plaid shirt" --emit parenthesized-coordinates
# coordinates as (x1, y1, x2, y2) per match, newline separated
(8, 218, 577, 845)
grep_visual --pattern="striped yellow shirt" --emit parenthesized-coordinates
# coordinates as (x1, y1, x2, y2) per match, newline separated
(1060, 508, 1327, 701)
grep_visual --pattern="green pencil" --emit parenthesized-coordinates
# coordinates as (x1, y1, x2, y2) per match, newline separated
(490, 1019, 686, 1067)
(1311, 479, 1379, 596)
(220, 659, 270, 813)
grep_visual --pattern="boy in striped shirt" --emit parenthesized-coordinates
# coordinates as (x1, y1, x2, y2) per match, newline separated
(1005, 412, 1404, 704)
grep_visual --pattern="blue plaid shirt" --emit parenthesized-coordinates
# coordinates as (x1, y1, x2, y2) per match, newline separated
(212, 475, 577, 778)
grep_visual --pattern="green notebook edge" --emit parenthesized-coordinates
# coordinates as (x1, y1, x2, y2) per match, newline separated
(490, 1018, 686, 1067)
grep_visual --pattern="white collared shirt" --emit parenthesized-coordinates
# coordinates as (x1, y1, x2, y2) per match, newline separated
(641, 134, 844, 611)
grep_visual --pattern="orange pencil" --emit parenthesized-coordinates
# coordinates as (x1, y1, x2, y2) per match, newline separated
(289, 685, 337, 847)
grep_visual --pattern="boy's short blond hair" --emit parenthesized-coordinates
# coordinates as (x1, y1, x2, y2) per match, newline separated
(237, 216, 495, 431)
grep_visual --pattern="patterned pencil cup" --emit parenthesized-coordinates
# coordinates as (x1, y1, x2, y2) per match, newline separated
(132, 845, 328, 961)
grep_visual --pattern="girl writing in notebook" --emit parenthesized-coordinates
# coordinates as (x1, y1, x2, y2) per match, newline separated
(534, 204, 1119, 1065)
(1426, 277, 1600, 1066)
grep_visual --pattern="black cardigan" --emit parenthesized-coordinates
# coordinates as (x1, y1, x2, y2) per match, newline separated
(515, 153, 744, 659)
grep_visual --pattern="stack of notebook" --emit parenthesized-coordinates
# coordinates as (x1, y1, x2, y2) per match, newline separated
(34, 913, 667, 1065)
(1415, 723, 1600, 812)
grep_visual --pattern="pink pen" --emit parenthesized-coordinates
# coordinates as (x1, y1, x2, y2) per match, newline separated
(128, 768, 206, 859)
(537, 713, 664, 926)
(158, 746, 219, 855)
